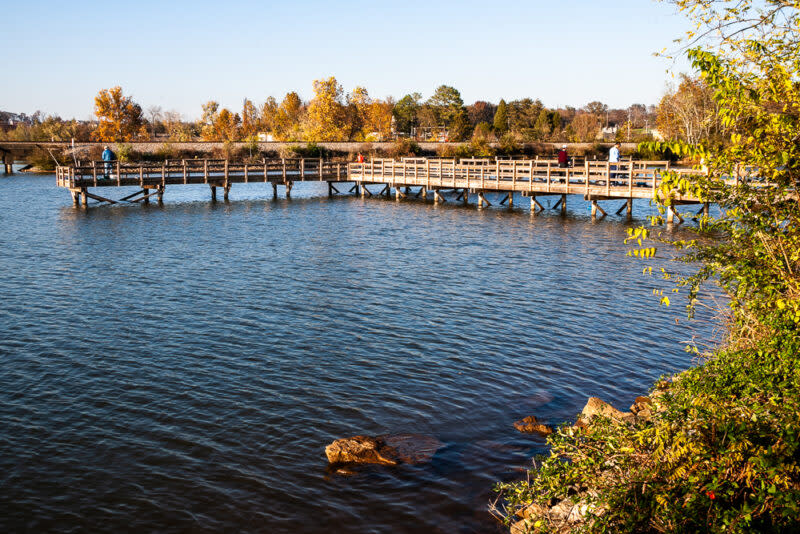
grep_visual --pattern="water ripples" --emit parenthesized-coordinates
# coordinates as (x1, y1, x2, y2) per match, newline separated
(0, 175, 718, 533)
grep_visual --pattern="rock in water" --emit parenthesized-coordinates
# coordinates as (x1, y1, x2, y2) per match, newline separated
(382, 434, 444, 464)
(513, 416, 554, 436)
(324, 436, 400, 466)
(325, 434, 444, 466)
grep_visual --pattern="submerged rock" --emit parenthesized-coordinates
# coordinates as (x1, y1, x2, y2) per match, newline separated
(513, 416, 553, 436)
(382, 434, 444, 464)
(325, 434, 443, 466)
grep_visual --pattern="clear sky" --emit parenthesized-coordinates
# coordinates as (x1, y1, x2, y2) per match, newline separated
(3, 0, 692, 120)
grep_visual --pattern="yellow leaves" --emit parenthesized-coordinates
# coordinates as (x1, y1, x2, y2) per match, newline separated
(629, 247, 658, 259)
(91, 86, 144, 142)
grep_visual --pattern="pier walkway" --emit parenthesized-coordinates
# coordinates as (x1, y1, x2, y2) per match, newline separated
(56, 157, 709, 223)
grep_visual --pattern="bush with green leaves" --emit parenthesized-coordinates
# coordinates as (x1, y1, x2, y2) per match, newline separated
(495, 2, 800, 532)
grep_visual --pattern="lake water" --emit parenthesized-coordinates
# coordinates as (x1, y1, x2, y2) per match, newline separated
(0, 172, 715, 533)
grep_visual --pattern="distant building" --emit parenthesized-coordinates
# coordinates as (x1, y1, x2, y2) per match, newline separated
(598, 125, 618, 141)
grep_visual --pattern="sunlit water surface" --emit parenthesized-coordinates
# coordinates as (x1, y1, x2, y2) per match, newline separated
(0, 173, 717, 533)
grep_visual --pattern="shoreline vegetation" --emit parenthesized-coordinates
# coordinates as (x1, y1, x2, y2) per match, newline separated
(492, 1, 800, 532)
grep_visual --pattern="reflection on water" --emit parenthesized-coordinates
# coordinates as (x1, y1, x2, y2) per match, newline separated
(0, 175, 716, 533)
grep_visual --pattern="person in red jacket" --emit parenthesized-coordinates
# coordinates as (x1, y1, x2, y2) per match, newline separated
(557, 145, 569, 168)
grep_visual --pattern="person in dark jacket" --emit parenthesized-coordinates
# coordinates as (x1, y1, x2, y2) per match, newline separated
(102, 145, 115, 178)
(557, 145, 569, 168)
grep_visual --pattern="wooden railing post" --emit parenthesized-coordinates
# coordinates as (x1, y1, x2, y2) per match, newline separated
(585, 161, 590, 194)
(546, 162, 551, 192)
(425, 160, 430, 189)
(628, 161, 634, 196)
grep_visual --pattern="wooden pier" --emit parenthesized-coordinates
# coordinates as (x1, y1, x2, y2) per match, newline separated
(56, 156, 710, 223)
(56, 158, 350, 207)
(348, 158, 710, 223)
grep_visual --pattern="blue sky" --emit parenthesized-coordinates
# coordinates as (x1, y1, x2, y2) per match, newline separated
(3, 0, 692, 120)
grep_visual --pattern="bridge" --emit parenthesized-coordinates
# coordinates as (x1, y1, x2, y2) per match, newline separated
(55, 157, 709, 223)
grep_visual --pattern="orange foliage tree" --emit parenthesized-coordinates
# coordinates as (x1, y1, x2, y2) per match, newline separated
(91, 86, 145, 142)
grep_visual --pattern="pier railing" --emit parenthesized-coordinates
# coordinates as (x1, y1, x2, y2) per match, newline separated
(56, 158, 348, 189)
(349, 158, 708, 200)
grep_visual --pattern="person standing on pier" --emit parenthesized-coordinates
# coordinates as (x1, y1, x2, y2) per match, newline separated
(557, 145, 569, 168)
(102, 145, 115, 179)
(608, 142, 621, 183)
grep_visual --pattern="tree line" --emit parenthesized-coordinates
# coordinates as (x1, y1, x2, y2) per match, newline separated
(0, 76, 720, 146)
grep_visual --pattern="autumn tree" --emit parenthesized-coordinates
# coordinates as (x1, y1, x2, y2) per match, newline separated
(163, 110, 192, 141)
(345, 86, 371, 140)
(305, 77, 347, 141)
(569, 113, 600, 142)
(91, 86, 145, 142)
(274, 92, 305, 141)
(199, 101, 240, 141)
(468, 101, 497, 128)
(364, 98, 394, 140)
(655, 74, 720, 144)
(240, 99, 259, 139)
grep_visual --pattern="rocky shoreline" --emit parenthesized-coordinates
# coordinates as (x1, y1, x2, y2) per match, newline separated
(323, 382, 669, 533)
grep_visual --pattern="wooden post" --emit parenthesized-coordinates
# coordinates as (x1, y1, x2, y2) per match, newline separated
(282, 158, 287, 182)
(224, 159, 229, 191)
(667, 205, 675, 224)
(627, 198, 633, 220)
(585, 160, 590, 194)
(157, 185, 164, 204)
(286, 181, 293, 199)
(508, 192, 513, 207)
(703, 202, 710, 218)
(328, 182, 333, 198)
(81, 188, 88, 208)
(561, 194, 567, 216)
(591, 200, 597, 219)
(244, 163, 249, 183)
(628, 161, 634, 195)
(272, 182, 278, 199)
(92, 161, 97, 186)
(300, 159, 305, 180)
(183, 159, 188, 184)
(319, 157, 323, 181)
(546, 162, 551, 192)
(512, 160, 517, 190)
(529, 160, 534, 193)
